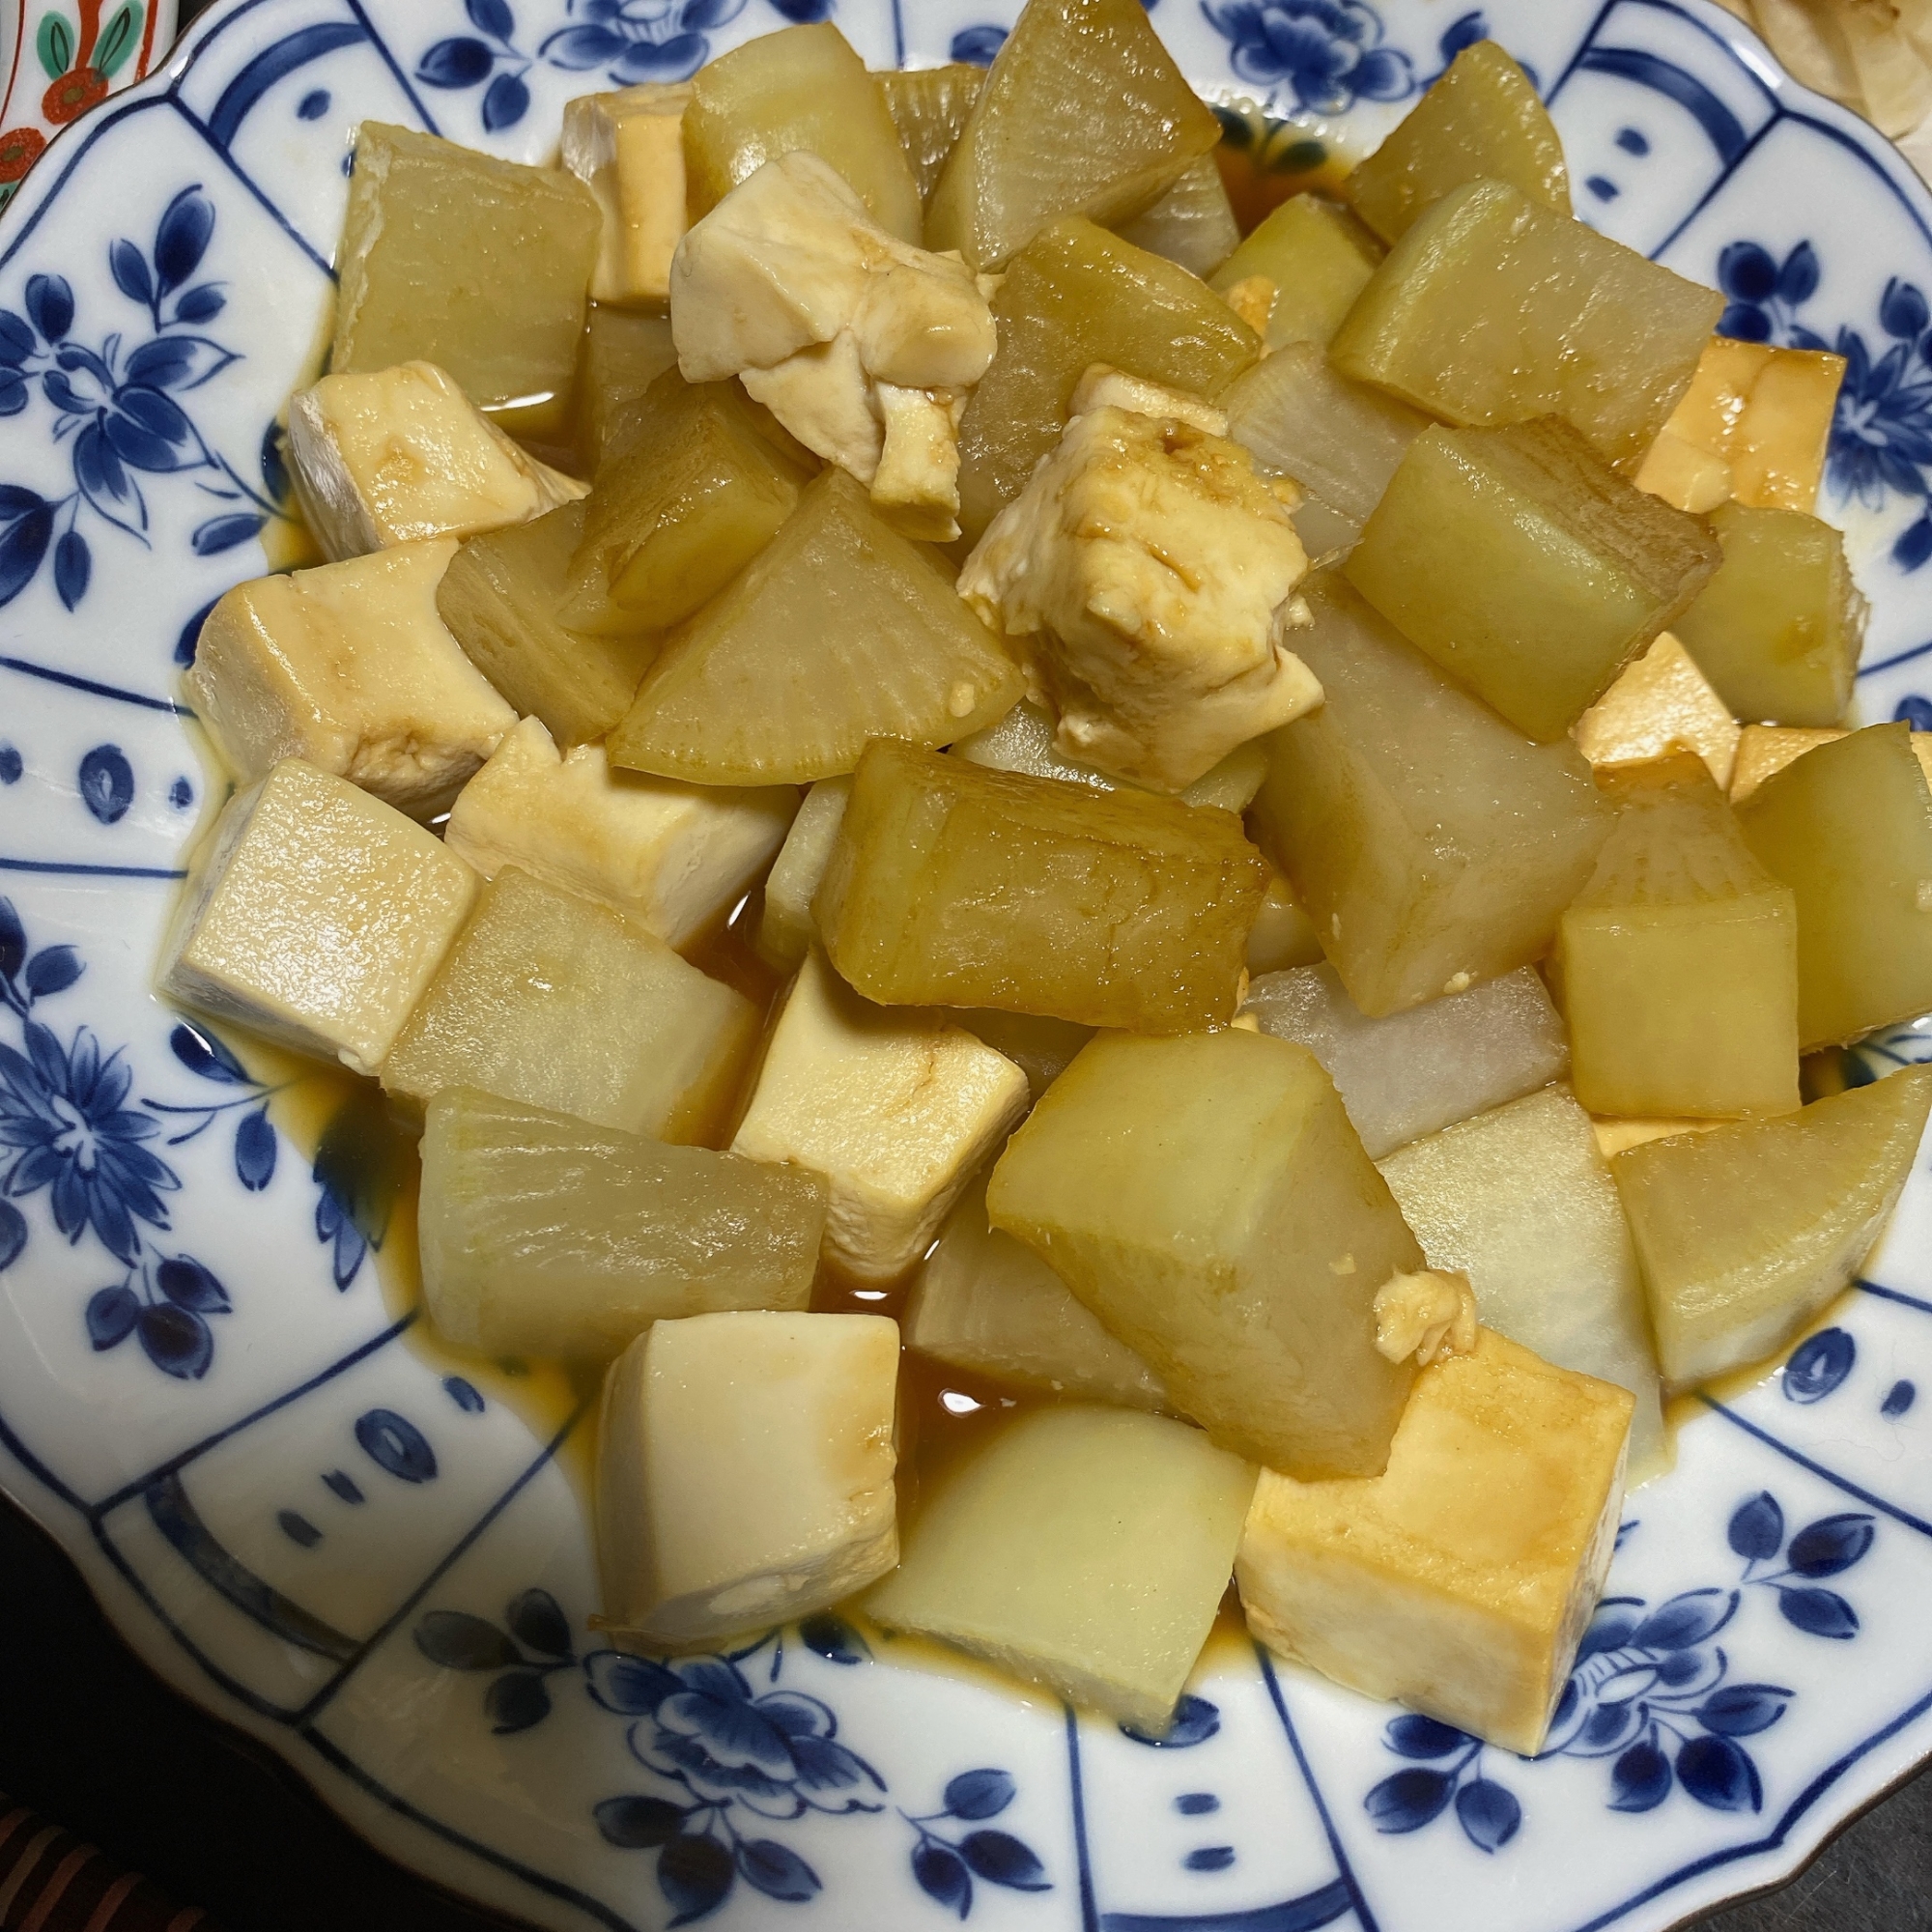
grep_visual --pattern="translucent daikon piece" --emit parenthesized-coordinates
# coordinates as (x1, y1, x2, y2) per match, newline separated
(576, 307, 678, 470)
(988, 1029, 1421, 1475)
(598, 1311, 900, 1645)
(1237, 1328, 1632, 1753)
(560, 83, 690, 309)
(1243, 961, 1568, 1158)
(867, 1404, 1254, 1730)
(1378, 1085, 1666, 1481)
(1729, 724, 1845, 802)
(419, 1088, 827, 1357)
(1246, 868, 1325, 974)
(755, 776, 851, 972)
(1114, 155, 1240, 277)
(1573, 631, 1740, 791)
(878, 63, 983, 201)
(1209, 195, 1384, 352)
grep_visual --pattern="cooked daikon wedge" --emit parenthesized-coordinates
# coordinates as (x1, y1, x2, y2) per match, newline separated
(817, 738, 1267, 1031)
(684, 23, 922, 242)
(925, 0, 1220, 269)
(878, 63, 983, 201)
(436, 504, 656, 748)
(730, 952, 1029, 1280)
(445, 718, 794, 952)
(1612, 1065, 1932, 1387)
(382, 867, 756, 1141)
(1574, 631, 1740, 790)
(566, 372, 805, 631)
(1330, 179, 1722, 471)
(419, 1088, 827, 1356)
(906, 1173, 1165, 1406)
(1346, 43, 1569, 243)
(867, 1405, 1254, 1730)
(332, 124, 599, 440)
(608, 470, 1022, 784)
(1246, 867, 1325, 974)
(1115, 156, 1240, 276)
(1257, 578, 1610, 1016)
(1209, 195, 1383, 352)
(950, 1009, 1094, 1102)
(987, 1030, 1420, 1475)
(1244, 962, 1568, 1158)
(158, 760, 476, 1076)
(1238, 1328, 1632, 1754)
(1378, 1087, 1666, 1480)
(1672, 502, 1864, 726)
(186, 538, 517, 820)
(576, 307, 678, 469)
(755, 776, 851, 972)
(1347, 417, 1720, 741)
(1737, 723, 1932, 1048)
(957, 218, 1259, 542)
(1730, 724, 1846, 802)
(1222, 340, 1427, 546)
(599, 1311, 899, 1645)
(1557, 755, 1799, 1119)
(561, 83, 690, 309)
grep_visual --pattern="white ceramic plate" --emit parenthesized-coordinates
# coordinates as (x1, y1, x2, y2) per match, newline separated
(5, 2, 1932, 1927)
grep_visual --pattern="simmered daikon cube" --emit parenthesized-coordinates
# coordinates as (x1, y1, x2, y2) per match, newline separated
(1557, 756, 1799, 1118)
(1573, 631, 1741, 790)
(599, 1311, 899, 1645)
(158, 760, 476, 1076)
(906, 1173, 1165, 1406)
(867, 1404, 1254, 1730)
(1672, 502, 1864, 726)
(1115, 155, 1240, 277)
(1209, 195, 1384, 352)
(1729, 724, 1846, 802)
(987, 1030, 1420, 1475)
(1237, 1328, 1632, 1754)
(332, 125, 599, 439)
(1258, 578, 1610, 1016)
(1613, 1065, 1932, 1386)
(878, 63, 982, 201)
(1246, 867, 1325, 974)
(1378, 1086, 1666, 1479)
(561, 83, 690, 309)
(419, 1088, 827, 1356)
(755, 775, 851, 971)
(1346, 417, 1720, 740)
(576, 307, 678, 470)
(925, 0, 1219, 269)
(186, 538, 516, 820)
(382, 867, 755, 1141)
(609, 471, 1023, 784)
(730, 952, 1029, 1281)
(1736, 723, 1932, 1048)
(1330, 179, 1722, 471)
(817, 738, 1267, 1032)
(1244, 962, 1568, 1158)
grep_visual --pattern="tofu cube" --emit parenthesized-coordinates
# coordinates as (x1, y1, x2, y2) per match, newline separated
(158, 759, 476, 1075)
(597, 1311, 899, 1645)
(287, 360, 584, 563)
(730, 952, 1029, 1281)
(754, 775, 852, 971)
(561, 84, 692, 309)
(1237, 1327, 1634, 1754)
(867, 1405, 1255, 1730)
(185, 539, 517, 820)
(1573, 631, 1741, 790)
(445, 717, 796, 952)
(382, 867, 756, 1142)
(1729, 724, 1847, 802)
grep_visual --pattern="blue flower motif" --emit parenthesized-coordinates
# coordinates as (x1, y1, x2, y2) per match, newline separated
(1202, 0, 1413, 113)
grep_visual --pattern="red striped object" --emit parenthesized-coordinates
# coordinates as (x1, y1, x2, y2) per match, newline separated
(0, 1797, 217, 1932)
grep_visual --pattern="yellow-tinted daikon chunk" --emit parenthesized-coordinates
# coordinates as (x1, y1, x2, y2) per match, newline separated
(382, 867, 755, 1141)
(867, 1404, 1254, 1730)
(608, 470, 1023, 785)
(731, 952, 1029, 1280)
(332, 125, 599, 440)
(186, 539, 516, 819)
(1237, 1328, 1631, 1754)
(1115, 155, 1240, 277)
(1613, 1064, 1932, 1386)
(419, 1088, 827, 1356)
(1247, 867, 1325, 973)
(1330, 179, 1723, 471)
(561, 84, 690, 309)
(1590, 1114, 1720, 1157)
(987, 1029, 1421, 1475)
(445, 718, 794, 952)
(598, 1311, 899, 1645)
(1209, 195, 1384, 352)
(878, 63, 983, 202)
(950, 1009, 1094, 1102)
(1346, 43, 1569, 243)
(1729, 724, 1845, 802)
(957, 217, 1259, 543)
(817, 737, 1266, 1031)
(576, 306, 679, 469)
(1258, 577, 1610, 1016)
(1347, 417, 1719, 741)
(684, 24, 922, 242)
(906, 1172, 1165, 1406)
(755, 775, 851, 971)
(1380, 1087, 1666, 1481)
(1736, 722, 1932, 1048)
(158, 760, 476, 1076)
(925, 0, 1220, 270)
(1574, 631, 1741, 790)
(1557, 756, 1799, 1118)
(1672, 501, 1865, 726)
(436, 503, 656, 748)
